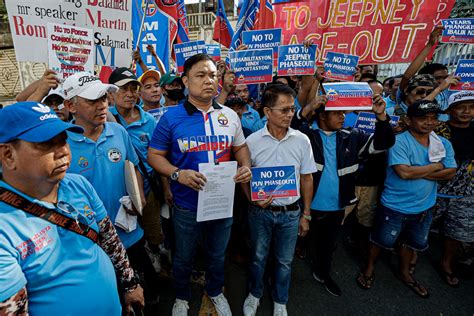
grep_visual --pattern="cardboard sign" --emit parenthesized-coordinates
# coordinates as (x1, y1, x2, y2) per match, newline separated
(451, 59, 474, 91)
(5, 0, 133, 67)
(206, 44, 221, 61)
(47, 23, 94, 80)
(322, 82, 373, 111)
(323, 52, 359, 81)
(442, 19, 474, 44)
(251, 166, 298, 201)
(277, 44, 317, 76)
(174, 40, 207, 74)
(229, 49, 273, 84)
(354, 112, 400, 134)
(242, 28, 281, 66)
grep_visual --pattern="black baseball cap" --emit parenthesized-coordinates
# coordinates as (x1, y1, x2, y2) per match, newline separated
(407, 100, 442, 117)
(108, 67, 141, 87)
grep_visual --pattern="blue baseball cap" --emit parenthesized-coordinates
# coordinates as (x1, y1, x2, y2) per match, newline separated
(0, 101, 83, 143)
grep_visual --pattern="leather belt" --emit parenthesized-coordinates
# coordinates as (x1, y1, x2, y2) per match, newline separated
(266, 202, 299, 212)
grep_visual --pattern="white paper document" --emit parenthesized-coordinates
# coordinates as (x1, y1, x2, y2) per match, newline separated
(197, 161, 238, 222)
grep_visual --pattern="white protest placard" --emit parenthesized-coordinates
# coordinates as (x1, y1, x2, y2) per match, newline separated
(5, 0, 132, 67)
(197, 161, 237, 222)
(47, 23, 94, 80)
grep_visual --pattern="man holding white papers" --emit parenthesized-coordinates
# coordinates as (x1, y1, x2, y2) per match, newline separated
(148, 54, 252, 316)
(243, 83, 317, 316)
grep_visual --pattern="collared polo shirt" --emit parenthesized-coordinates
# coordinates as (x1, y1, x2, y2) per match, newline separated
(381, 131, 457, 214)
(310, 130, 341, 211)
(67, 123, 143, 248)
(241, 104, 264, 133)
(246, 125, 317, 206)
(150, 99, 246, 212)
(110, 105, 157, 193)
(0, 174, 120, 315)
(384, 96, 397, 116)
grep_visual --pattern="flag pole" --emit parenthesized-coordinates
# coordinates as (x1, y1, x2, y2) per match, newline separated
(131, 0, 151, 69)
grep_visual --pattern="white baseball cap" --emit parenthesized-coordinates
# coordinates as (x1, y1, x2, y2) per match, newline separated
(63, 72, 118, 100)
(447, 91, 474, 109)
(41, 86, 66, 103)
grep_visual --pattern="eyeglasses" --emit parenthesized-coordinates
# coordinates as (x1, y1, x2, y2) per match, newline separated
(268, 106, 296, 114)
(56, 201, 91, 234)
(414, 88, 434, 96)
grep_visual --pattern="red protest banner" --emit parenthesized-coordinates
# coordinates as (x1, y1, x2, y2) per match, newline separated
(274, 0, 455, 65)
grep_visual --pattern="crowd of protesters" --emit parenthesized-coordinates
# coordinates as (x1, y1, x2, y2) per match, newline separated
(0, 25, 472, 316)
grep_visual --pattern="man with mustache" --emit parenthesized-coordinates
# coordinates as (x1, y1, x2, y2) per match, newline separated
(0, 102, 143, 315)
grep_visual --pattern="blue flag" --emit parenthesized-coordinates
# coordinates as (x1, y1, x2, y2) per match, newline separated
(132, 0, 170, 76)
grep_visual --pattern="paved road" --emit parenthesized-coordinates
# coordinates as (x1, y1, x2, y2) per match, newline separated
(156, 232, 474, 315)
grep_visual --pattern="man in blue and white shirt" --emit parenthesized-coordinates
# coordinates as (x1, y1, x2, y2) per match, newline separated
(148, 54, 252, 316)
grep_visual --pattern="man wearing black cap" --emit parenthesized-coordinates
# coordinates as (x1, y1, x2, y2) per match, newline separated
(357, 100, 457, 298)
(0, 102, 143, 315)
(108, 67, 162, 306)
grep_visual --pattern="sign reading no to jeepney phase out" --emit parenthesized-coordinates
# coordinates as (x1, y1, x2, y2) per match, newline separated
(277, 44, 317, 76)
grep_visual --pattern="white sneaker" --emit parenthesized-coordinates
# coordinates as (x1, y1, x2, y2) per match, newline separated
(243, 293, 260, 316)
(210, 293, 232, 316)
(273, 302, 288, 316)
(172, 299, 189, 316)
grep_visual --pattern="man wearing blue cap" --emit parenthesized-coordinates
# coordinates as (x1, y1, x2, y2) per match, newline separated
(0, 102, 144, 314)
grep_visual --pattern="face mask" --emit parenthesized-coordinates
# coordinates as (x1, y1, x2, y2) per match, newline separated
(165, 88, 185, 101)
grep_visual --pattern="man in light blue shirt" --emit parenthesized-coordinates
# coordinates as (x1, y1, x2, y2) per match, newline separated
(236, 84, 265, 133)
(62, 72, 157, 306)
(0, 102, 143, 315)
(358, 100, 456, 299)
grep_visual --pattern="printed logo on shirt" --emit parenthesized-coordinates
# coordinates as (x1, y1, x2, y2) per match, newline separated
(78, 156, 89, 168)
(217, 113, 229, 126)
(15, 225, 54, 260)
(108, 148, 122, 163)
(177, 135, 234, 153)
(83, 205, 94, 221)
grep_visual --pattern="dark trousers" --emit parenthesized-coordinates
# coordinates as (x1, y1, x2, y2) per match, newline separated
(126, 238, 160, 302)
(309, 210, 345, 279)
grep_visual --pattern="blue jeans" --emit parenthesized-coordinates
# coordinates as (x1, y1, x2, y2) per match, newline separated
(172, 205, 233, 301)
(248, 204, 300, 304)
(370, 204, 433, 251)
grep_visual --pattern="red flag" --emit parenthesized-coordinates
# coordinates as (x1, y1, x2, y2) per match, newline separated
(213, 0, 234, 48)
(255, 0, 275, 30)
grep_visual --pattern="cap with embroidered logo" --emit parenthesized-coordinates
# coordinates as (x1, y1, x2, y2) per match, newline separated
(447, 91, 474, 110)
(0, 102, 83, 143)
(109, 67, 141, 87)
(63, 72, 118, 101)
(407, 100, 442, 118)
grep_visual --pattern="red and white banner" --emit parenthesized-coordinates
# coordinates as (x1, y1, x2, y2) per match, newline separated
(274, 0, 456, 64)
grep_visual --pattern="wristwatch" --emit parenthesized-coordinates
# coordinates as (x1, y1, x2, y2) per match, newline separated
(122, 271, 141, 293)
(302, 214, 312, 221)
(170, 169, 181, 181)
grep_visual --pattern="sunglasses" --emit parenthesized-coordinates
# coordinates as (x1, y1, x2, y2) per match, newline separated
(414, 88, 434, 96)
(56, 201, 91, 234)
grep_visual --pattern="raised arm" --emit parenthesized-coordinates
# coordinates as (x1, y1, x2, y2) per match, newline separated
(400, 26, 443, 92)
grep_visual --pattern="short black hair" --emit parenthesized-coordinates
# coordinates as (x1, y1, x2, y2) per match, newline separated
(388, 75, 403, 88)
(272, 75, 296, 90)
(418, 63, 448, 75)
(261, 83, 296, 108)
(359, 73, 377, 82)
(182, 53, 215, 77)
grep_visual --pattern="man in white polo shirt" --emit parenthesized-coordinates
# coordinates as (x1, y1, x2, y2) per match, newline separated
(242, 83, 317, 316)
